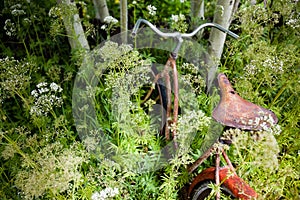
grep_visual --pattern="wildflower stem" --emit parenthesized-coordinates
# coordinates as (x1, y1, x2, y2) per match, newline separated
(2, 133, 36, 168)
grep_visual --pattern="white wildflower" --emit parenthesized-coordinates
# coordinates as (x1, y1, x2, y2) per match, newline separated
(244, 61, 257, 76)
(38, 87, 49, 94)
(11, 9, 26, 16)
(171, 15, 179, 23)
(48, 6, 61, 18)
(31, 90, 39, 98)
(23, 18, 31, 25)
(171, 14, 186, 23)
(147, 5, 157, 16)
(4, 19, 16, 37)
(30, 82, 63, 116)
(262, 57, 284, 74)
(91, 192, 101, 200)
(50, 82, 63, 92)
(92, 187, 119, 200)
(10, 4, 22, 10)
(286, 12, 300, 29)
(101, 25, 107, 30)
(37, 82, 47, 88)
(104, 16, 118, 24)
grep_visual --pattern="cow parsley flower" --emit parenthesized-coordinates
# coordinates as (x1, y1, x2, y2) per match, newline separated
(170, 13, 188, 32)
(30, 82, 63, 116)
(92, 187, 119, 200)
(147, 5, 157, 16)
(171, 14, 185, 23)
(50, 82, 63, 92)
(286, 12, 300, 29)
(103, 16, 118, 24)
(4, 19, 16, 36)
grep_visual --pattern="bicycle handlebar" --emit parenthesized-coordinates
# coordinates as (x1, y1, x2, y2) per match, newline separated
(132, 18, 239, 40)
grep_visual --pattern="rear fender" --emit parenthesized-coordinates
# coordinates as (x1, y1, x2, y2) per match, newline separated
(188, 166, 257, 199)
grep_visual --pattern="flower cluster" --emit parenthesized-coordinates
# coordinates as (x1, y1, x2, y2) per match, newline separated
(3, 3, 31, 37)
(15, 142, 87, 199)
(96, 41, 134, 65)
(101, 16, 119, 31)
(222, 125, 281, 172)
(244, 61, 256, 76)
(171, 14, 186, 23)
(0, 57, 34, 99)
(99, 16, 118, 38)
(48, 6, 61, 18)
(262, 57, 284, 74)
(180, 62, 205, 94)
(244, 56, 284, 78)
(10, 4, 26, 16)
(147, 5, 157, 16)
(176, 110, 211, 152)
(286, 11, 300, 29)
(92, 187, 119, 200)
(30, 82, 63, 116)
(103, 16, 118, 24)
(4, 19, 16, 37)
(170, 13, 188, 32)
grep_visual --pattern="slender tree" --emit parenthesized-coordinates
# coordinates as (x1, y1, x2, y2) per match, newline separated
(92, 0, 110, 22)
(206, 0, 237, 92)
(120, 0, 128, 43)
(57, 0, 90, 50)
(191, 0, 205, 20)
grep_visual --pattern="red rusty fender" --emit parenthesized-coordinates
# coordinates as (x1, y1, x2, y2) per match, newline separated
(212, 73, 278, 131)
(188, 166, 258, 199)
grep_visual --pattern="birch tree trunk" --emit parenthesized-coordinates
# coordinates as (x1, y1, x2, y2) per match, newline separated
(206, 0, 235, 92)
(191, 0, 205, 20)
(92, 0, 109, 22)
(120, 0, 128, 43)
(57, 0, 90, 50)
(190, 0, 205, 41)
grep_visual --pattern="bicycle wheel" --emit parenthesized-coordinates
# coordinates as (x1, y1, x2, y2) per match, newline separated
(190, 181, 236, 200)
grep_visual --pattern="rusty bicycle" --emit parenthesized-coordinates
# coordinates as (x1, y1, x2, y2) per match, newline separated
(132, 19, 278, 199)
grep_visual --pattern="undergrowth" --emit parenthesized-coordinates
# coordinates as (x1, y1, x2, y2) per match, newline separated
(0, 0, 299, 199)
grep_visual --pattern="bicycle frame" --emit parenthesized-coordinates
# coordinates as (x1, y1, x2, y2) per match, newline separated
(132, 19, 257, 200)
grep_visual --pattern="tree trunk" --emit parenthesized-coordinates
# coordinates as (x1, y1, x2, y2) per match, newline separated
(191, 0, 205, 20)
(206, 0, 235, 92)
(92, 0, 109, 22)
(190, 0, 205, 41)
(57, 0, 90, 50)
(120, 0, 128, 43)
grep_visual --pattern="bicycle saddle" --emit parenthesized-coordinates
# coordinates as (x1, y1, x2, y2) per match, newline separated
(212, 73, 278, 131)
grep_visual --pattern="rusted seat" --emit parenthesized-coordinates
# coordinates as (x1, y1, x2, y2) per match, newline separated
(212, 73, 278, 131)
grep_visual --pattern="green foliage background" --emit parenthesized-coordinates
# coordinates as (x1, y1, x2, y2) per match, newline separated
(0, 0, 299, 199)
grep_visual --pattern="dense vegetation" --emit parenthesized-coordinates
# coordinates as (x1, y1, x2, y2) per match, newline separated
(0, 0, 299, 199)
